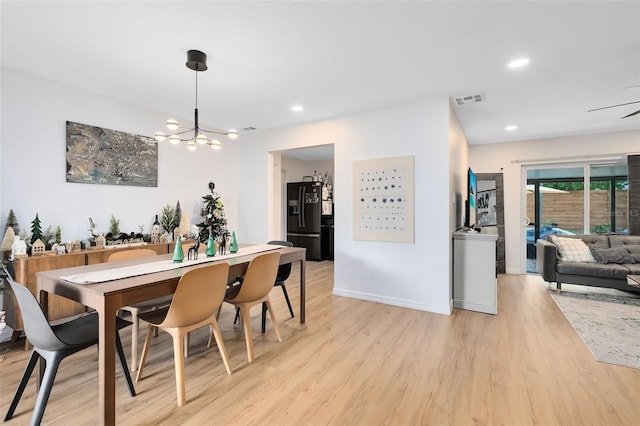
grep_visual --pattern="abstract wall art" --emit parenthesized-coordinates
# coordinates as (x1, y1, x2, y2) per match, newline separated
(66, 121, 158, 187)
(353, 155, 414, 243)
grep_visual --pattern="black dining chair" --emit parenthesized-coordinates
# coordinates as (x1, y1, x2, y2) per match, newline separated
(262, 240, 295, 331)
(233, 240, 295, 333)
(2, 267, 136, 426)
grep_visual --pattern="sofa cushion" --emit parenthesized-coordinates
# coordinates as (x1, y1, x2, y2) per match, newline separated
(590, 246, 636, 264)
(551, 236, 596, 263)
(579, 234, 611, 248)
(608, 236, 640, 263)
(556, 261, 631, 280)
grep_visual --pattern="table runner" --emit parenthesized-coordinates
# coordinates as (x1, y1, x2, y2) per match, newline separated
(61, 244, 279, 284)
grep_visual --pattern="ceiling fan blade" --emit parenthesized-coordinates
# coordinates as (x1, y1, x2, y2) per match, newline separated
(621, 109, 640, 119)
(587, 100, 640, 112)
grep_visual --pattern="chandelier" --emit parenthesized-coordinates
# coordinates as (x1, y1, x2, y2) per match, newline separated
(154, 50, 238, 151)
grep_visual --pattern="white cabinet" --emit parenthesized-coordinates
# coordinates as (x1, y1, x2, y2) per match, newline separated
(453, 229, 498, 315)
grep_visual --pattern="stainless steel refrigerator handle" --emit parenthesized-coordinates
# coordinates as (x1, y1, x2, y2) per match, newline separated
(298, 186, 303, 228)
(300, 186, 306, 228)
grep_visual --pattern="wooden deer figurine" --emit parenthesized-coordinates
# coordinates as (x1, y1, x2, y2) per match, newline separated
(187, 239, 200, 260)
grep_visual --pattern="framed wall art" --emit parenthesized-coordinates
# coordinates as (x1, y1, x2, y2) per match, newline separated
(66, 121, 158, 187)
(353, 155, 414, 243)
(476, 189, 497, 226)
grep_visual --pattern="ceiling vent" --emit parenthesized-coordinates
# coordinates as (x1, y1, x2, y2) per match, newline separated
(454, 93, 486, 106)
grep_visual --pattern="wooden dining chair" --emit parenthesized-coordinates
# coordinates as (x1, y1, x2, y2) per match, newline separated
(135, 262, 232, 406)
(3, 269, 136, 425)
(108, 248, 173, 372)
(222, 251, 282, 362)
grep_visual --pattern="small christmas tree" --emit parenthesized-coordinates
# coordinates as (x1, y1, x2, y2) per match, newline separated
(197, 182, 228, 242)
(109, 215, 121, 235)
(173, 201, 182, 233)
(30, 213, 43, 245)
(160, 204, 176, 234)
(5, 209, 19, 235)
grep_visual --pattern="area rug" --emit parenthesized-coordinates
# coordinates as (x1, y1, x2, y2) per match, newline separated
(549, 290, 640, 369)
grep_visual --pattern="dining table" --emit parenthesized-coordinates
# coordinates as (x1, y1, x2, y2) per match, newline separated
(36, 244, 306, 426)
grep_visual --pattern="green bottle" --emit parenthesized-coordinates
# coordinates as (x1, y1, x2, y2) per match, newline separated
(173, 235, 184, 263)
(229, 231, 238, 253)
(206, 231, 215, 257)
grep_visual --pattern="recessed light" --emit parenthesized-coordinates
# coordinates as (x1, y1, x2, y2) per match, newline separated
(508, 58, 530, 68)
(505, 125, 518, 131)
(291, 105, 304, 112)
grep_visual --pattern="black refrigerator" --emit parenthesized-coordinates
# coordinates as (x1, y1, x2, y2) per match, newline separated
(287, 181, 322, 260)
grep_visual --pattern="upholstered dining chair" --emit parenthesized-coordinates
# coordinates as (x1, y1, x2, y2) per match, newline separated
(108, 248, 173, 372)
(3, 268, 136, 426)
(135, 262, 232, 406)
(233, 241, 295, 333)
(222, 251, 282, 362)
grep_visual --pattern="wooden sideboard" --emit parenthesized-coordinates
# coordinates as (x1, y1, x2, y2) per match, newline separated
(3, 241, 188, 339)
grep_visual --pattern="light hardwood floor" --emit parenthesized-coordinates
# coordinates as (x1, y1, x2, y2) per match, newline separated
(1, 261, 640, 425)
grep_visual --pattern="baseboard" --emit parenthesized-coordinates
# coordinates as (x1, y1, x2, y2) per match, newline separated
(505, 267, 522, 274)
(332, 288, 452, 315)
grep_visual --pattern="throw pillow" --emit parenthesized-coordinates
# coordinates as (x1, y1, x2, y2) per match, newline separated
(590, 246, 636, 264)
(553, 237, 596, 263)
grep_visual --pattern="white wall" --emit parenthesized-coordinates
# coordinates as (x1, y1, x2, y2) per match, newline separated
(0, 68, 240, 242)
(448, 102, 469, 303)
(0, 67, 468, 316)
(281, 156, 335, 184)
(237, 99, 454, 314)
(469, 129, 640, 273)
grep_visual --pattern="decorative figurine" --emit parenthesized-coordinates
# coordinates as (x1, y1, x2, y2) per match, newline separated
(206, 229, 215, 257)
(95, 234, 106, 248)
(151, 215, 161, 244)
(229, 231, 238, 253)
(11, 235, 27, 256)
(173, 236, 184, 263)
(89, 217, 99, 237)
(1, 226, 15, 252)
(31, 238, 46, 255)
(188, 239, 200, 260)
(218, 234, 226, 255)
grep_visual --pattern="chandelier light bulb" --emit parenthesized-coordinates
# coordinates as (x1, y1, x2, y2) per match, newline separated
(211, 140, 222, 150)
(187, 141, 197, 151)
(196, 134, 208, 145)
(169, 135, 181, 145)
(166, 119, 179, 131)
(154, 132, 166, 142)
(227, 129, 239, 140)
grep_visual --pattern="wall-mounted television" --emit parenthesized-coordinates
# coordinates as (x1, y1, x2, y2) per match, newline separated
(465, 167, 477, 229)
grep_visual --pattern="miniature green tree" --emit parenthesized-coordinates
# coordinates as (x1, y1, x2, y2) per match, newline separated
(161, 204, 176, 233)
(173, 201, 182, 233)
(5, 209, 19, 235)
(30, 213, 43, 245)
(109, 215, 121, 235)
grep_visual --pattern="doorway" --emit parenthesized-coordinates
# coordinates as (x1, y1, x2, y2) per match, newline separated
(271, 144, 335, 261)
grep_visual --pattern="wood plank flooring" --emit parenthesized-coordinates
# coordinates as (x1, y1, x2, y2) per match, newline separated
(1, 261, 640, 425)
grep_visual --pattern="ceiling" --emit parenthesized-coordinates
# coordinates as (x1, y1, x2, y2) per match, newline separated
(1, 1, 639, 153)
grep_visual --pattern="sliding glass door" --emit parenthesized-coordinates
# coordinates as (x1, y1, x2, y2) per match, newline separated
(524, 163, 627, 273)
(589, 165, 629, 234)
